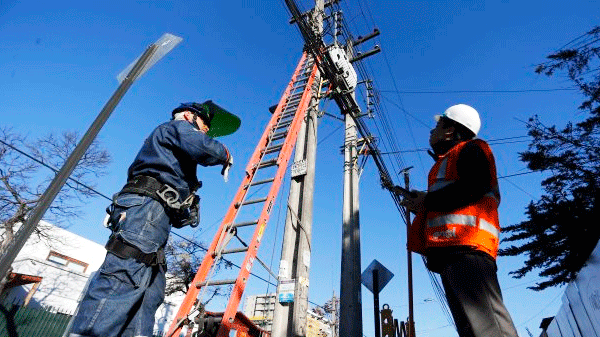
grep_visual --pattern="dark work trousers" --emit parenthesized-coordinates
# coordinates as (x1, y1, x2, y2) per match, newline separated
(438, 252, 519, 337)
(70, 194, 170, 337)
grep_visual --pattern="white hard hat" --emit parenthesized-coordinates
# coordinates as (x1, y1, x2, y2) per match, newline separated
(435, 104, 481, 136)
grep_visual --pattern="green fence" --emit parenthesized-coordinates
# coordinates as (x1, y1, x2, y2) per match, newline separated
(0, 300, 71, 337)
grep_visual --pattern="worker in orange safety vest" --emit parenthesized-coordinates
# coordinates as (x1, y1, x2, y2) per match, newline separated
(400, 104, 519, 337)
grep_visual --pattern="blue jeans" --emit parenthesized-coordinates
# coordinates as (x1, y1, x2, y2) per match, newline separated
(70, 194, 171, 337)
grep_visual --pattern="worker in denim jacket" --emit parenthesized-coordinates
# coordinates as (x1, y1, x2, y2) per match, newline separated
(69, 101, 237, 337)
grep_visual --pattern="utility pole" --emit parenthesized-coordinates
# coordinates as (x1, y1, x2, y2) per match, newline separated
(339, 23, 380, 337)
(281, 1, 380, 336)
(339, 97, 363, 336)
(403, 168, 416, 337)
(271, 1, 323, 336)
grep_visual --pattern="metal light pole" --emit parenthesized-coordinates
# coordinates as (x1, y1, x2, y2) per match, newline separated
(0, 33, 181, 289)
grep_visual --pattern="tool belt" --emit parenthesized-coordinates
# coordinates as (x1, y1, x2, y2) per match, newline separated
(115, 175, 200, 229)
(105, 235, 166, 267)
(120, 175, 194, 210)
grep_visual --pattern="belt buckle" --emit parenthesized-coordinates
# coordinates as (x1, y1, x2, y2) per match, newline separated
(156, 184, 181, 208)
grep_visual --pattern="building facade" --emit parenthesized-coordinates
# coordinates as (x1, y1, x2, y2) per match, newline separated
(243, 293, 333, 336)
(538, 240, 600, 337)
(243, 293, 277, 331)
(1, 221, 185, 334)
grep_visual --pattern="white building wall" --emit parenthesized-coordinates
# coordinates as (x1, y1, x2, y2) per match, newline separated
(4, 221, 106, 312)
(2, 221, 186, 334)
(541, 240, 600, 337)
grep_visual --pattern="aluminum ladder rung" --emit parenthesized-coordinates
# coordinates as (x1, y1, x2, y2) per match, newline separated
(220, 247, 249, 255)
(257, 158, 278, 169)
(279, 114, 296, 124)
(196, 279, 237, 288)
(282, 102, 299, 110)
(237, 197, 268, 207)
(271, 130, 288, 139)
(282, 105, 299, 114)
(291, 82, 308, 90)
(286, 97, 302, 106)
(248, 177, 275, 187)
(231, 219, 259, 228)
(271, 133, 287, 142)
(289, 92, 304, 100)
(264, 144, 283, 154)
(281, 108, 299, 117)
(275, 120, 293, 128)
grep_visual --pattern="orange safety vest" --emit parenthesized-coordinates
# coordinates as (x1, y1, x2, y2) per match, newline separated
(407, 139, 501, 259)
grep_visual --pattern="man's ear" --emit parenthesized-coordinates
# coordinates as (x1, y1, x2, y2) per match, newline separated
(183, 111, 193, 122)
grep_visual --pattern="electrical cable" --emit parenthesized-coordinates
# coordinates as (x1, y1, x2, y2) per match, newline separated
(515, 293, 562, 328)
(379, 88, 578, 94)
(0, 139, 106, 199)
(264, 173, 288, 296)
(501, 176, 536, 198)
(378, 94, 431, 129)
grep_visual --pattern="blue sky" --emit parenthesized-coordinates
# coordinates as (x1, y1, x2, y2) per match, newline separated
(2, 1, 598, 336)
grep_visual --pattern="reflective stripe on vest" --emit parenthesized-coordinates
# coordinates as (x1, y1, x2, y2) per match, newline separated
(427, 214, 499, 240)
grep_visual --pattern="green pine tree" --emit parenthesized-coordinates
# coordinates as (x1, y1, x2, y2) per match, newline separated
(499, 26, 600, 290)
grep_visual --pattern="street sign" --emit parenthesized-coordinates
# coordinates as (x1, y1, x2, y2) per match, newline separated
(278, 279, 295, 303)
(291, 159, 307, 178)
(117, 33, 182, 83)
(361, 259, 394, 294)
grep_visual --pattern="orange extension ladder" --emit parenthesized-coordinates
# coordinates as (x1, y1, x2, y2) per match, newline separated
(166, 52, 318, 337)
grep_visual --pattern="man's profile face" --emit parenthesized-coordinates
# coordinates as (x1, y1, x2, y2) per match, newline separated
(429, 118, 453, 148)
(195, 115, 210, 134)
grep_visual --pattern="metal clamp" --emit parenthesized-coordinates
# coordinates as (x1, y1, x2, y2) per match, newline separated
(156, 184, 197, 210)
(156, 184, 182, 209)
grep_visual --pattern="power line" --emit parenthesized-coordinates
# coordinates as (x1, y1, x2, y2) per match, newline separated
(378, 136, 532, 155)
(0, 138, 106, 199)
(499, 171, 537, 179)
(515, 293, 562, 328)
(379, 88, 577, 94)
(378, 95, 432, 129)
(501, 176, 535, 198)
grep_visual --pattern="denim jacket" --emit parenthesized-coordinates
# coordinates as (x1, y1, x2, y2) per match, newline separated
(127, 119, 229, 198)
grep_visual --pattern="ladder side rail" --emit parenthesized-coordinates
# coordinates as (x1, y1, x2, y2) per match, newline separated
(165, 53, 309, 337)
(218, 61, 320, 336)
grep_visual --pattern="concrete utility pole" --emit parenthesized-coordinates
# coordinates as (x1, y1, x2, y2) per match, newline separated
(338, 23, 380, 337)
(339, 100, 363, 337)
(271, 1, 323, 336)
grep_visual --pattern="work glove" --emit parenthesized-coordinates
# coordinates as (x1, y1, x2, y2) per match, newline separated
(399, 190, 427, 214)
(221, 149, 233, 183)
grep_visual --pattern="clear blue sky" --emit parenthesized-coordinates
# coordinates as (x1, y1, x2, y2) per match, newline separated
(1, 1, 598, 336)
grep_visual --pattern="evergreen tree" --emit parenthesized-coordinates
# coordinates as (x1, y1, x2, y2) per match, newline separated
(499, 26, 600, 290)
